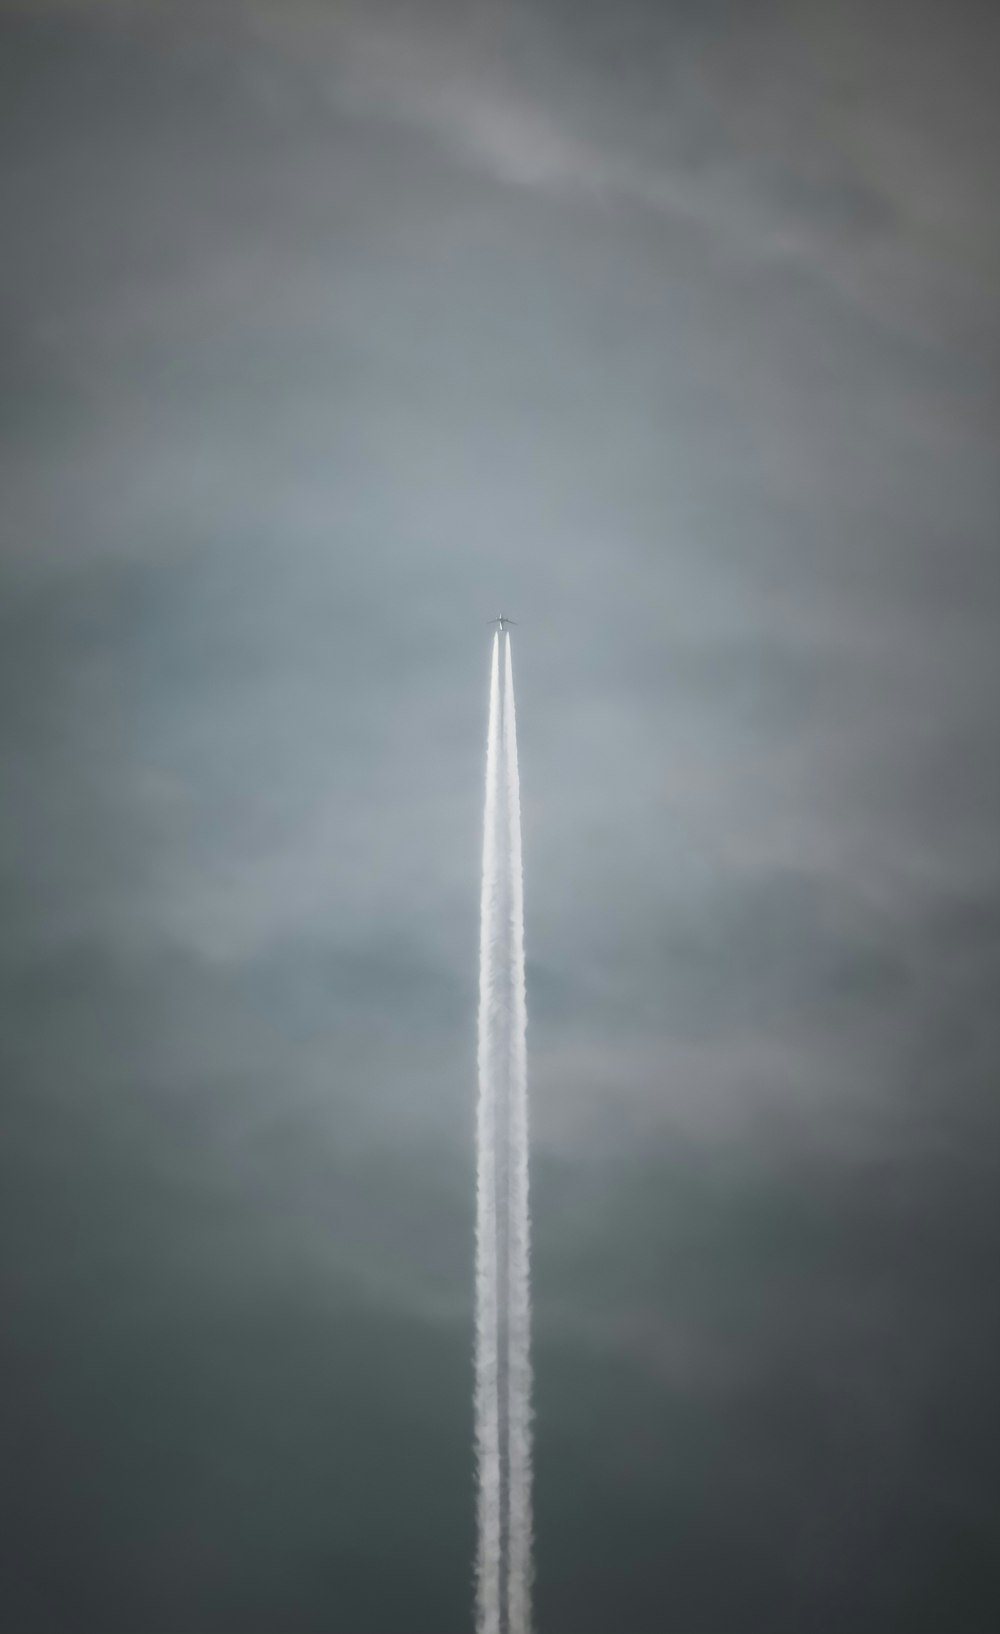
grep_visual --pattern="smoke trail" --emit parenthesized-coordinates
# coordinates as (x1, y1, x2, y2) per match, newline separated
(475, 632, 532, 1634)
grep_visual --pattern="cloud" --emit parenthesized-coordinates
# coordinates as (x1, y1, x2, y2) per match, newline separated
(2, 7, 999, 1625)
(18, 0, 998, 344)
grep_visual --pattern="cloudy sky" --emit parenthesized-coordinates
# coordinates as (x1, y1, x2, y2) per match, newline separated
(2, 1, 999, 1628)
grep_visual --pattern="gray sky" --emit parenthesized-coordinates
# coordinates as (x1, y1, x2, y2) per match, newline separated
(2, 2, 999, 1629)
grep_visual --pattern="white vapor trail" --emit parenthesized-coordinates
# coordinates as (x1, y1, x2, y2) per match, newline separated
(502, 637, 532, 1634)
(475, 633, 502, 1634)
(475, 632, 532, 1634)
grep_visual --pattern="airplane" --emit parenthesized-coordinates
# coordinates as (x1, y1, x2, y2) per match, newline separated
(489, 613, 518, 630)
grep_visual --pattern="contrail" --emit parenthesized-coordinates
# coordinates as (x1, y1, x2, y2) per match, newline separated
(475, 634, 502, 1634)
(475, 632, 532, 1634)
(502, 636, 532, 1634)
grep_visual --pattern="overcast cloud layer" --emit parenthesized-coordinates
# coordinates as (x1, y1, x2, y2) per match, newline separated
(2, 3, 999, 1630)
